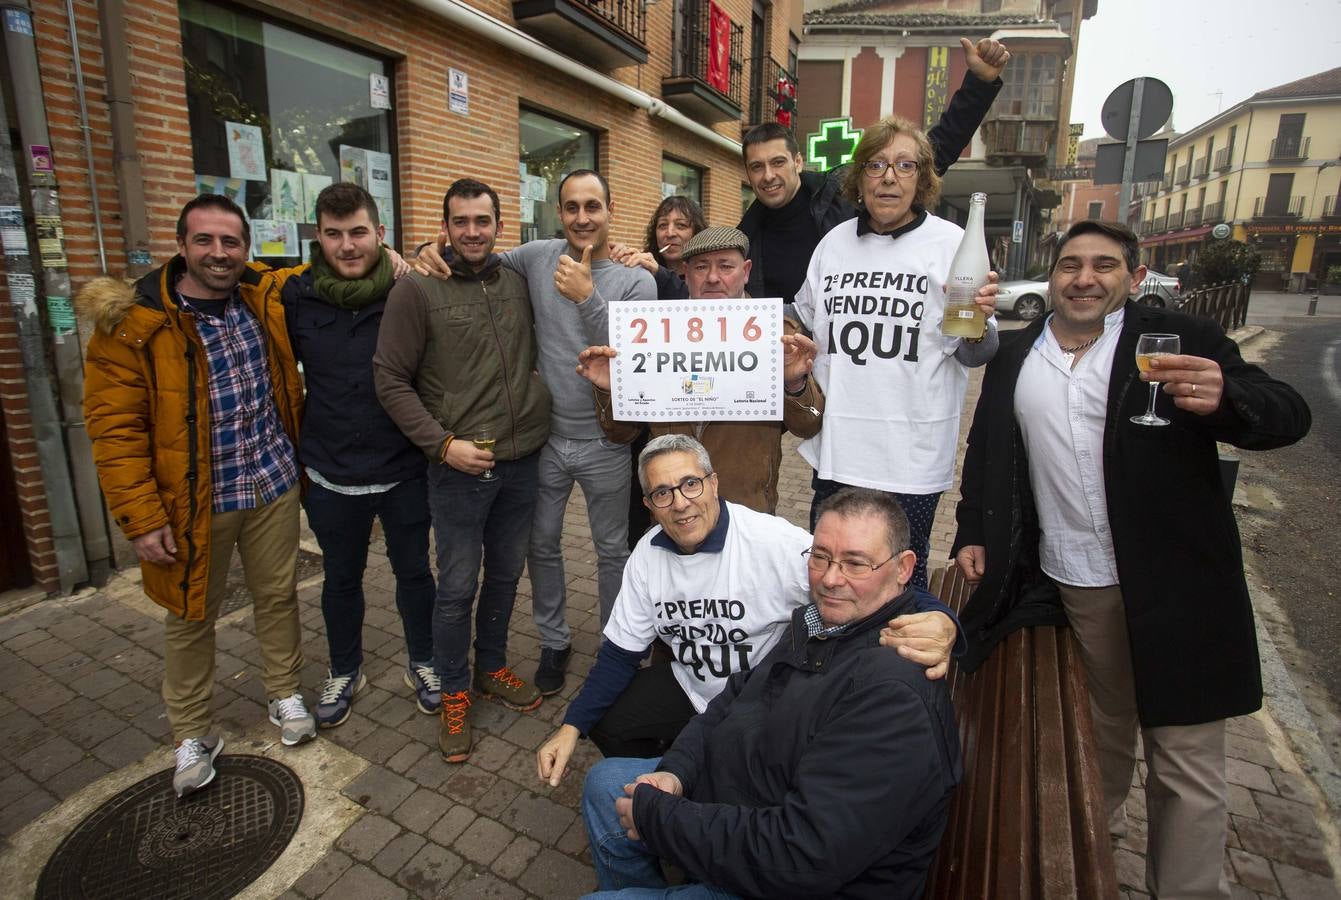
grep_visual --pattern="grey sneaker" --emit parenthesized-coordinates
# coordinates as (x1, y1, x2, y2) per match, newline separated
(268, 693, 317, 746)
(174, 734, 224, 798)
(316, 669, 367, 728)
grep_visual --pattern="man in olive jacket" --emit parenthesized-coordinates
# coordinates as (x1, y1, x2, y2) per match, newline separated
(951, 220, 1310, 898)
(82, 194, 314, 798)
(374, 179, 551, 765)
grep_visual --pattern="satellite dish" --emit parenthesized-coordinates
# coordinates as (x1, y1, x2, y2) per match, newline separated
(1102, 78, 1174, 142)
(1211, 223, 1231, 240)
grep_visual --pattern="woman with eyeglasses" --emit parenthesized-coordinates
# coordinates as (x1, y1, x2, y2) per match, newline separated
(609, 195, 705, 301)
(793, 115, 1000, 589)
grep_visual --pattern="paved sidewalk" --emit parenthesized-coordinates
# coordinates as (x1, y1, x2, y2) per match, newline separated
(0, 333, 1338, 898)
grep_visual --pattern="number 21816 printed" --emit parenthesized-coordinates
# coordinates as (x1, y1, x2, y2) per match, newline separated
(609, 299, 783, 422)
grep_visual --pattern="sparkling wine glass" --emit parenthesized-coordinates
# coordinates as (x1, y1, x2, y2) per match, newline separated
(1131, 333, 1180, 426)
(472, 424, 497, 481)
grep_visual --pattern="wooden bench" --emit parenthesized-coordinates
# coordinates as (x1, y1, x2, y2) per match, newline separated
(925, 565, 1119, 900)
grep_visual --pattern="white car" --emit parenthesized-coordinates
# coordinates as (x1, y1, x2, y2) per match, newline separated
(994, 271, 1183, 321)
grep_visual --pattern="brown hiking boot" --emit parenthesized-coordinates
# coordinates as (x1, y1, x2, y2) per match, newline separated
(472, 665, 542, 712)
(439, 691, 472, 763)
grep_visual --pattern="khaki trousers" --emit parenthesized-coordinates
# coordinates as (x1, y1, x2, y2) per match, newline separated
(162, 486, 303, 742)
(1057, 582, 1230, 900)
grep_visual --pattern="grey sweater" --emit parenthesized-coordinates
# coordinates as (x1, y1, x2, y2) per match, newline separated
(500, 240, 657, 438)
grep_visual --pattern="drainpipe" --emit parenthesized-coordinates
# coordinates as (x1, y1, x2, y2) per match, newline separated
(402, 0, 741, 156)
(96, 0, 154, 277)
(2, 0, 111, 589)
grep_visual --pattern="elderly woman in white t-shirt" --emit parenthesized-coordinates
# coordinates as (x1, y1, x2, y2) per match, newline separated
(794, 115, 999, 588)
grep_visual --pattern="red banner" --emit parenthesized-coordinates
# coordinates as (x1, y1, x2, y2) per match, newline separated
(706, 2, 730, 94)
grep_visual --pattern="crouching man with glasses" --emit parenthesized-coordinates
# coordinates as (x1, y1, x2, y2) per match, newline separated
(536, 434, 963, 788)
(577, 486, 963, 898)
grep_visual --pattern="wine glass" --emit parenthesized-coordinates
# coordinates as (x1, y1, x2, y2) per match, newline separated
(472, 424, 497, 481)
(1131, 333, 1181, 426)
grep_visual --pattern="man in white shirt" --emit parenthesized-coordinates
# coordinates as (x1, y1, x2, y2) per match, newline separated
(952, 220, 1310, 899)
(536, 434, 961, 786)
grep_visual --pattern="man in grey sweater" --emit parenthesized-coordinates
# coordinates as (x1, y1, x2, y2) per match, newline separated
(415, 169, 657, 695)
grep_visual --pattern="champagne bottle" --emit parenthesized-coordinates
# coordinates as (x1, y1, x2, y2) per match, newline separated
(942, 192, 990, 340)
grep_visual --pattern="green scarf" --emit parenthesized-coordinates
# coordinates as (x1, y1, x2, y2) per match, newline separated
(309, 242, 393, 310)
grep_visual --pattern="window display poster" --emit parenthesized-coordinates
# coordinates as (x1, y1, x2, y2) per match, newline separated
(301, 173, 333, 224)
(270, 169, 303, 222)
(226, 121, 266, 181)
(370, 73, 391, 110)
(339, 145, 367, 190)
(366, 150, 394, 230)
(251, 219, 300, 258)
(194, 175, 246, 209)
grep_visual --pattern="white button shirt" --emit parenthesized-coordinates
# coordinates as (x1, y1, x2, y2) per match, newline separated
(1013, 308, 1125, 587)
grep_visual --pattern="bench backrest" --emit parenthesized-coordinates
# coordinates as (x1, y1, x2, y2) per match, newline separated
(924, 565, 1119, 900)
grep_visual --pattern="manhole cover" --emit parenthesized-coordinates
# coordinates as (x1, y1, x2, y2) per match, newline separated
(221, 548, 323, 616)
(36, 755, 303, 900)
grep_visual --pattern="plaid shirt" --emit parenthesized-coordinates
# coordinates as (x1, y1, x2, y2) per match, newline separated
(801, 603, 851, 640)
(181, 292, 298, 512)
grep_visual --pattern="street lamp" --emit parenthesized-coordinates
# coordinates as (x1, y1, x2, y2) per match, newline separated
(1311, 158, 1339, 219)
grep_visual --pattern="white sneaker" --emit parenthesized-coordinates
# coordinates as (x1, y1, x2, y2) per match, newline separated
(267, 693, 316, 746)
(174, 734, 224, 798)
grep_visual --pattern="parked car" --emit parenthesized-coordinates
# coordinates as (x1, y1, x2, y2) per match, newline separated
(994, 269, 1183, 321)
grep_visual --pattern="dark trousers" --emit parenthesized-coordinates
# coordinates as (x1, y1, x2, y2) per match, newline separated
(810, 475, 942, 590)
(589, 662, 697, 759)
(427, 453, 540, 694)
(303, 477, 435, 676)
(626, 427, 652, 552)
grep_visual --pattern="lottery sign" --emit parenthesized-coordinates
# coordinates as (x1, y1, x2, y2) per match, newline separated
(610, 298, 783, 422)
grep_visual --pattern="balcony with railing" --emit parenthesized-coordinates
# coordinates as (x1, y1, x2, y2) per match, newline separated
(512, 0, 648, 68)
(1192, 156, 1209, 178)
(1153, 213, 1168, 231)
(662, 0, 743, 122)
(746, 57, 797, 129)
(1253, 195, 1304, 219)
(1214, 146, 1233, 171)
(981, 118, 1055, 165)
(1268, 136, 1310, 161)
(1323, 196, 1341, 219)
(1175, 164, 1189, 185)
(1167, 210, 1184, 230)
(1203, 200, 1224, 222)
(1162, 172, 1174, 190)
(1184, 207, 1202, 227)
(1140, 220, 1155, 236)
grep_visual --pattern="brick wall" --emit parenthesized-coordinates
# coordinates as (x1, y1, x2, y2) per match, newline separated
(0, 309, 58, 593)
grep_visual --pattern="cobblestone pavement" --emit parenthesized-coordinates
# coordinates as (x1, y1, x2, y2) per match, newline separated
(0, 329, 1337, 898)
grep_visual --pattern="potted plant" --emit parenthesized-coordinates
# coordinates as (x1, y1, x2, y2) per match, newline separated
(1323, 264, 1341, 295)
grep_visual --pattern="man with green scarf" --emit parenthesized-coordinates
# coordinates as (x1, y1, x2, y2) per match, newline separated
(281, 182, 439, 729)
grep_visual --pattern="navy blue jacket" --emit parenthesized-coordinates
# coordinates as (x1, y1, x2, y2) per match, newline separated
(281, 268, 425, 486)
(634, 588, 961, 899)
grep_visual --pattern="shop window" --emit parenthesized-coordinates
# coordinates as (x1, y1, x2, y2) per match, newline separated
(519, 109, 599, 244)
(661, 158, 703, 204)
(998, 54, 1059, 119)
(180, 0, 398, 263)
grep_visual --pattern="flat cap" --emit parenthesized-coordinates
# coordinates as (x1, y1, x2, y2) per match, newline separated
(681, 225, 749, 261)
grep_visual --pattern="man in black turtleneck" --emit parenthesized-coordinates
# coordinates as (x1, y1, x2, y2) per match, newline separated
(738, 37, 1010, 310)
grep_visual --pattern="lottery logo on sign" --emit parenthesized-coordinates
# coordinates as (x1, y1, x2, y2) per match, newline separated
(610, 299, 783, 422)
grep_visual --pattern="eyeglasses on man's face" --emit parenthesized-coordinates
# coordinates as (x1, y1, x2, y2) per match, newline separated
(801, 548, 897, 579)
(645, 474, 709, 508)
(861, 159, 920, 179)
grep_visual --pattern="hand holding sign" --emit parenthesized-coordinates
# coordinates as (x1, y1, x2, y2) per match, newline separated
(555, 245, 594, 304)
(576, 345, 617, 391)
(781, 332, 817, 386)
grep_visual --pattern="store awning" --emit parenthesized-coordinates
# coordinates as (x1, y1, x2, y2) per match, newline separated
(1141, 225, 1211, 246)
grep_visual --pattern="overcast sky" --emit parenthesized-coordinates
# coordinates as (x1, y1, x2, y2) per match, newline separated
(1070, 0, 1341, 141)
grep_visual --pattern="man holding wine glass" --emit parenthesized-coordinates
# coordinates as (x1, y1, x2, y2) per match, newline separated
(951, 220, 1311, 899)
(375, 179, 553, 765)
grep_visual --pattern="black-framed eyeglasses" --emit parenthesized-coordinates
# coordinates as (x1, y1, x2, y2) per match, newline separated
(645, 475, 710, 508)
(861, 159, 919, 179)
(801, 548, 896, 580)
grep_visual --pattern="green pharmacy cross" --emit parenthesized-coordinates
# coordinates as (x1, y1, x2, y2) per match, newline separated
(807, 117, 862, 170)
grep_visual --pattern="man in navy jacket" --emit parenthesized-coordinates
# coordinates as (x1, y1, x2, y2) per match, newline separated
(579, 488, 961, 899)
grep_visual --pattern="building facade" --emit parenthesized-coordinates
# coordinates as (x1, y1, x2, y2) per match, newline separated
(1052, 136, 1119, 233)
(1138, 66, 1341, 290)
(0, 0, 803, 595)
(796, 0, 1098, 278)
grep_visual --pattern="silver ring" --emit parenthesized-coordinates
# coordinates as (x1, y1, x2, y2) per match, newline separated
(1191, 384, 1198, 396)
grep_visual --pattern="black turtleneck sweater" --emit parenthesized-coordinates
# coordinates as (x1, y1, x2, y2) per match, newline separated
(759, 183, 822, 303)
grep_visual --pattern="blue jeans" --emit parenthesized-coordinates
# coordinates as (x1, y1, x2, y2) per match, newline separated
(427, 453, 540, 693)
(303, 477, 434, 675)
(581, 758, 739, 899)
(810, 475, 941, 590)
(529, 435, 631, 648)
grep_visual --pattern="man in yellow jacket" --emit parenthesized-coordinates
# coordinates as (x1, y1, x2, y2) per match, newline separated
(81, 193, 314, 798)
